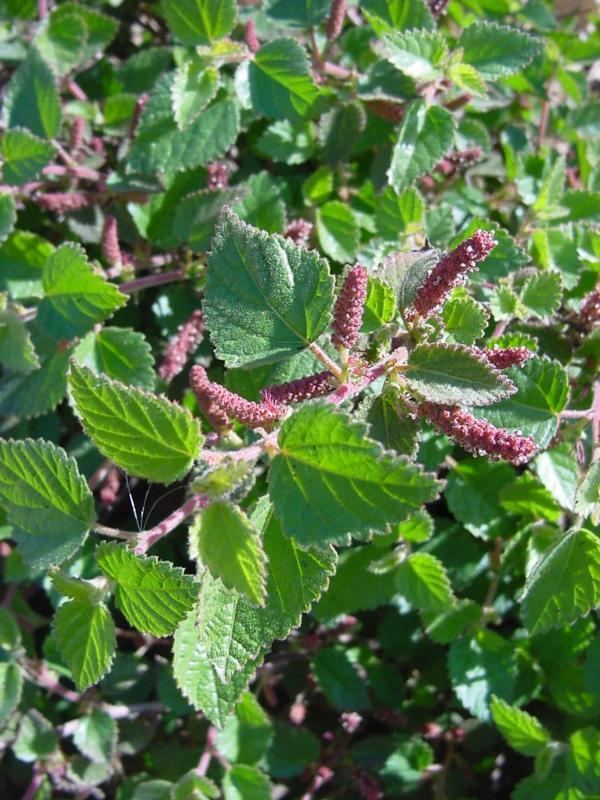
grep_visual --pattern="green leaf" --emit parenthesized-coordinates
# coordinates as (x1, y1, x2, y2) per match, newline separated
(193, 499, 336, 682)
(34, 9, 87, 75)
(266, 0, 330, 28)
(73, 709, 117, 764)
(534, 445, 579, 513)
(0, 662, 22, 726)
(521, 529, 600, 635)
(249, 38, 319, 122)
(449, 629, 517, 721)
(264, 722, 320, 778)
(162, 0, 236, 45)
(0, 193, 16, 245)
(216, 691, 272, 765)
(473, 356, 569, 448)
(423, 599, 481, 644)
(520, 271, 562, 318)
(0, 438, 94, 562)
(459, 22, 542, 80)
(388, 101, 455, 193)
(375, 248, 440, 311)
(378, 30, 447, 81)
(0, 297, 39, 372)
(499, 473, 561, 522)
(361, 0, 434, 33)
(442, 294, 489, 345)
(203, 209, 334, 368)
(52, 3, 118, 62)
(311, 646, 369, 711)
(316, 201, 359, 263)
(37, 244, 126, 340)
(190, 501, 267, 607)
(54, 600, 116, 691)
(74, 327, 155, 390)
(448, 62, 487, 95)
(575, 461, 600, 524)
(50, 568, 106, 604)
(173, 609, 262, 727)
(0, 128, 55, 185)
(319, 102, 365, 164)
(96, 542, 198, 637)
(69, 362, 203, 484)
(269, 403, 442, 548)
(4, 47, 61, 139)
(13, 710, 58, 762)
(223, 765, 273, 800)
(376, 187, 424, 241)
(490, 696, 551, 756)
(174, 187, 240, 251)
(0, 344, 70, 420)
(0, 230, 53, 300)
(395, 552, 455, 613)
(171, 61, 220, 129)
(406, 343, 515, 406)
(126, 76, 240, 177)
(232, 172, 286, 234)
(256, 120, 315, 165)
(362, 278, 397, 333)
(445, 458, 515, 539)
(532, 157, 566, 216)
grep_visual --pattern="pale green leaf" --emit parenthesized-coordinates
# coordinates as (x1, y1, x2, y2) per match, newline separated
(4, 47, 61, 138)
(190, 501, 267, 607)
(520, 271, 562, 318)
(534, 445, 579, 512)
(162, 0, 236, 45)
(442, 295, 489, 345)
(216, 691, 272, 765)
(203, 209, 334, 368)
(54, 600, 116, 690)
(96, 542, 198, 637)
(362, 278, 398, 332)
(532, 157, 566, 215)
(406, 343, 515, 406)
(171, 61, 220, 129)
(459, 22, 543, 79)
(269, 403, 442, 548)
(521, 529, 600, 635)
(73, 709, 117, 764)
(74, 327, 155, 390)
(316, 201, 358, 263)
(378, 30, 447, 81)
(490, 696, 551, 756)
(249, 38, 319, 122)
(448, 63, 487, 95)
(69, 362, 203, 484)
(34, 9, 87, 75)
(396, 552, 455, 613)
(376, 187, 425, 240)
(0, 229, 53, 300)
(13, 710, 58, 762)
(0, 128, 55, 185)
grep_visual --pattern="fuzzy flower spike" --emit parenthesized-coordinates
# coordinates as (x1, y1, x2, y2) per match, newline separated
(332, 264, 368, 350)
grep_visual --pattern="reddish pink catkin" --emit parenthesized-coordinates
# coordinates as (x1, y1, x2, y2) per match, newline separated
(418, 402, 538, 465)
(262, 371, 334, 404)
(35, 192, 92, 213)
(435, 147, 483, 176)
(159, 310, 205, 383)
(477, 346, 533, 370)
(101, 215, 122, 268)
(332, 264, 368, 350)
(190, 365, 286, 429)
(69, 116, 85, 151)
(206, 161, 230, 191)
(580, 288, 600, 328)
(326, 0, 346, 41)
(410, 230, 497, 319)
(284, 218, 314, 246)
(244, 18, 260, 53)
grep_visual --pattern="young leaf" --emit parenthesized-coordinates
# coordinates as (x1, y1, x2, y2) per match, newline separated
(442, 295, 489, 345)
(459, 22, 543, 80)
(375, 249, 440, 310)
(73, 327, 156, 390)
(0, 129, 55, 186)
(54, 600, 116, 691)
(190, 501, 267, 607)
(203, 209, 334, 368)
(388, 101, 455, 193)
(378, 30, 447, 81)
(96, 542, 198, 637)
(490, 696, 551, 756)
(361, 278, 398, 333)
(521, 529, 600, 635)
(405, 344, 515, 406)
(269, 403, 442, 548)
(34, 9, 88, 75)
(395, 552, 455, 613)
(249, 38, 319, 122)
(69, 362, 203, 484)
(4, 47, 61, 139)
(162, 0, 236, 46)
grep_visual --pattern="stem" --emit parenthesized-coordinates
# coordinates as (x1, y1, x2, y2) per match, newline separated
(308, 342, 343, 380)
(433, 738, 455, 800)
(196, 726, 217, 776)
(21, 768, 44, 800)
(537, 99, 550, 150)
(42, 164, 102, 182)
(483, 537, 503, 614)
(37, 0, 47, 19)
(134, 494, 208, 554)
(120, 268, 185, 294)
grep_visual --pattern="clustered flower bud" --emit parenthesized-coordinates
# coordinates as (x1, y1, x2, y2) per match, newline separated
(410, 230, 497, 319)
(206, 161, 230, 191)
(326, 0, 346, 41)
(190, 365, 286, 429)
(580, 288, 600, 328)
(284, 218, 314, 246)
(263, 371, 335, 404)
(159, 310, 205, 383)
(478, 346, 533, 370)
(332, 264, 368, 350)
(418, 402, 538, 465)
(101, 215, 122, 268)
(69, 116, 85, 151)
(244, 18, 260, 53)
(35, 192, 92, 213)
(436, 147, 483, 176)
(428, 0, 449, 16)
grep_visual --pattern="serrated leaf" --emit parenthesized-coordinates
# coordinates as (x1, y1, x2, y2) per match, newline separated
(520, 271, 562, 318)
(232, 172, 286, 234)
(442, 295, 489, 345)
(223, 765, 272, 800)
(405, 344, 515, 406)
(361, 0, 434, 33)
(69, 362, 203, 484)
(74, 327, 155, 390)
(269, 403, 442, 548)
(203, 209, 334, 368)
(575, 461, 600, 524)
(256, 119, 315, 165)
(0, 662, 22, 726)
(534, 445, 579, 513)
(376, 187, 424, 241)
(0, 194, 16, 245)
(316, 201, 358, 263)
(0, 297, 39, 372)
(190, 501, 267, 607)
(318, 102, 365, 164)
(96, 542, 198, 637)
(174, 187, 241, 251)
(249, 38, 319, 122)
(396, 552, 455, 613)
(490, 696, 551, 756)
(73, 709, 117, 764)
(54, 600, 116, 691)
(449, 62, 487, 95)
(362, 278, 397, 332)
(34, 9, 88, 75)
(52, 3, 118, 62)
(0, 345, 70, 419)
(532, 157, 566, 215)
(162, 0, 236, 45)
(311, 646, 369, 711)
(0, 229, 53, 300)
(375, 249, 440, 311)
(388, 101, 455, 193)
(378, 30, 447, 81)
(3, 47, 61, 139)
(473, 356, 568, 448)
(50, 569, 106, 604)
(362, 392, 420, 458)
(13, 710, 58, 762)
(193, 498, 336, 682)
(266, 0, 330, 28)
(37, 244, 126, 340)
(0, 128, 55, 185)
(459, 22, 542, 80)
(521, 529, 600, 635)
(0, 438, 94, 563)
(216, 691, 272, 765)
(171, 61, 220, 129)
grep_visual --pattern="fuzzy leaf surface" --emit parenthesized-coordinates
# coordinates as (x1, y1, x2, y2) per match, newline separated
(54, 600, 116, 691)
(4, 47, 61, 139)
(249, 38, 319, 122)
(459, 22, 542, 79)
(74, 327, 155, 390)
(379, 30, 447, 81)
(396, 552, 456, 613)
(0, 129, 55, 185)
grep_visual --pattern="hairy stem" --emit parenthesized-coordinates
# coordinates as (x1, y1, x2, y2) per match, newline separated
(308, 342, 343, 380)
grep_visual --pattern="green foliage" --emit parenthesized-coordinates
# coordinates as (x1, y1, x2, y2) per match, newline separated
(249, 38, 319, 122)
(0, 129, 55, 185)
(54, 600, 116, 691)
(162, 0, 236, 45)
(4, 47, 61, 138)
(490, 697, 551, 756)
